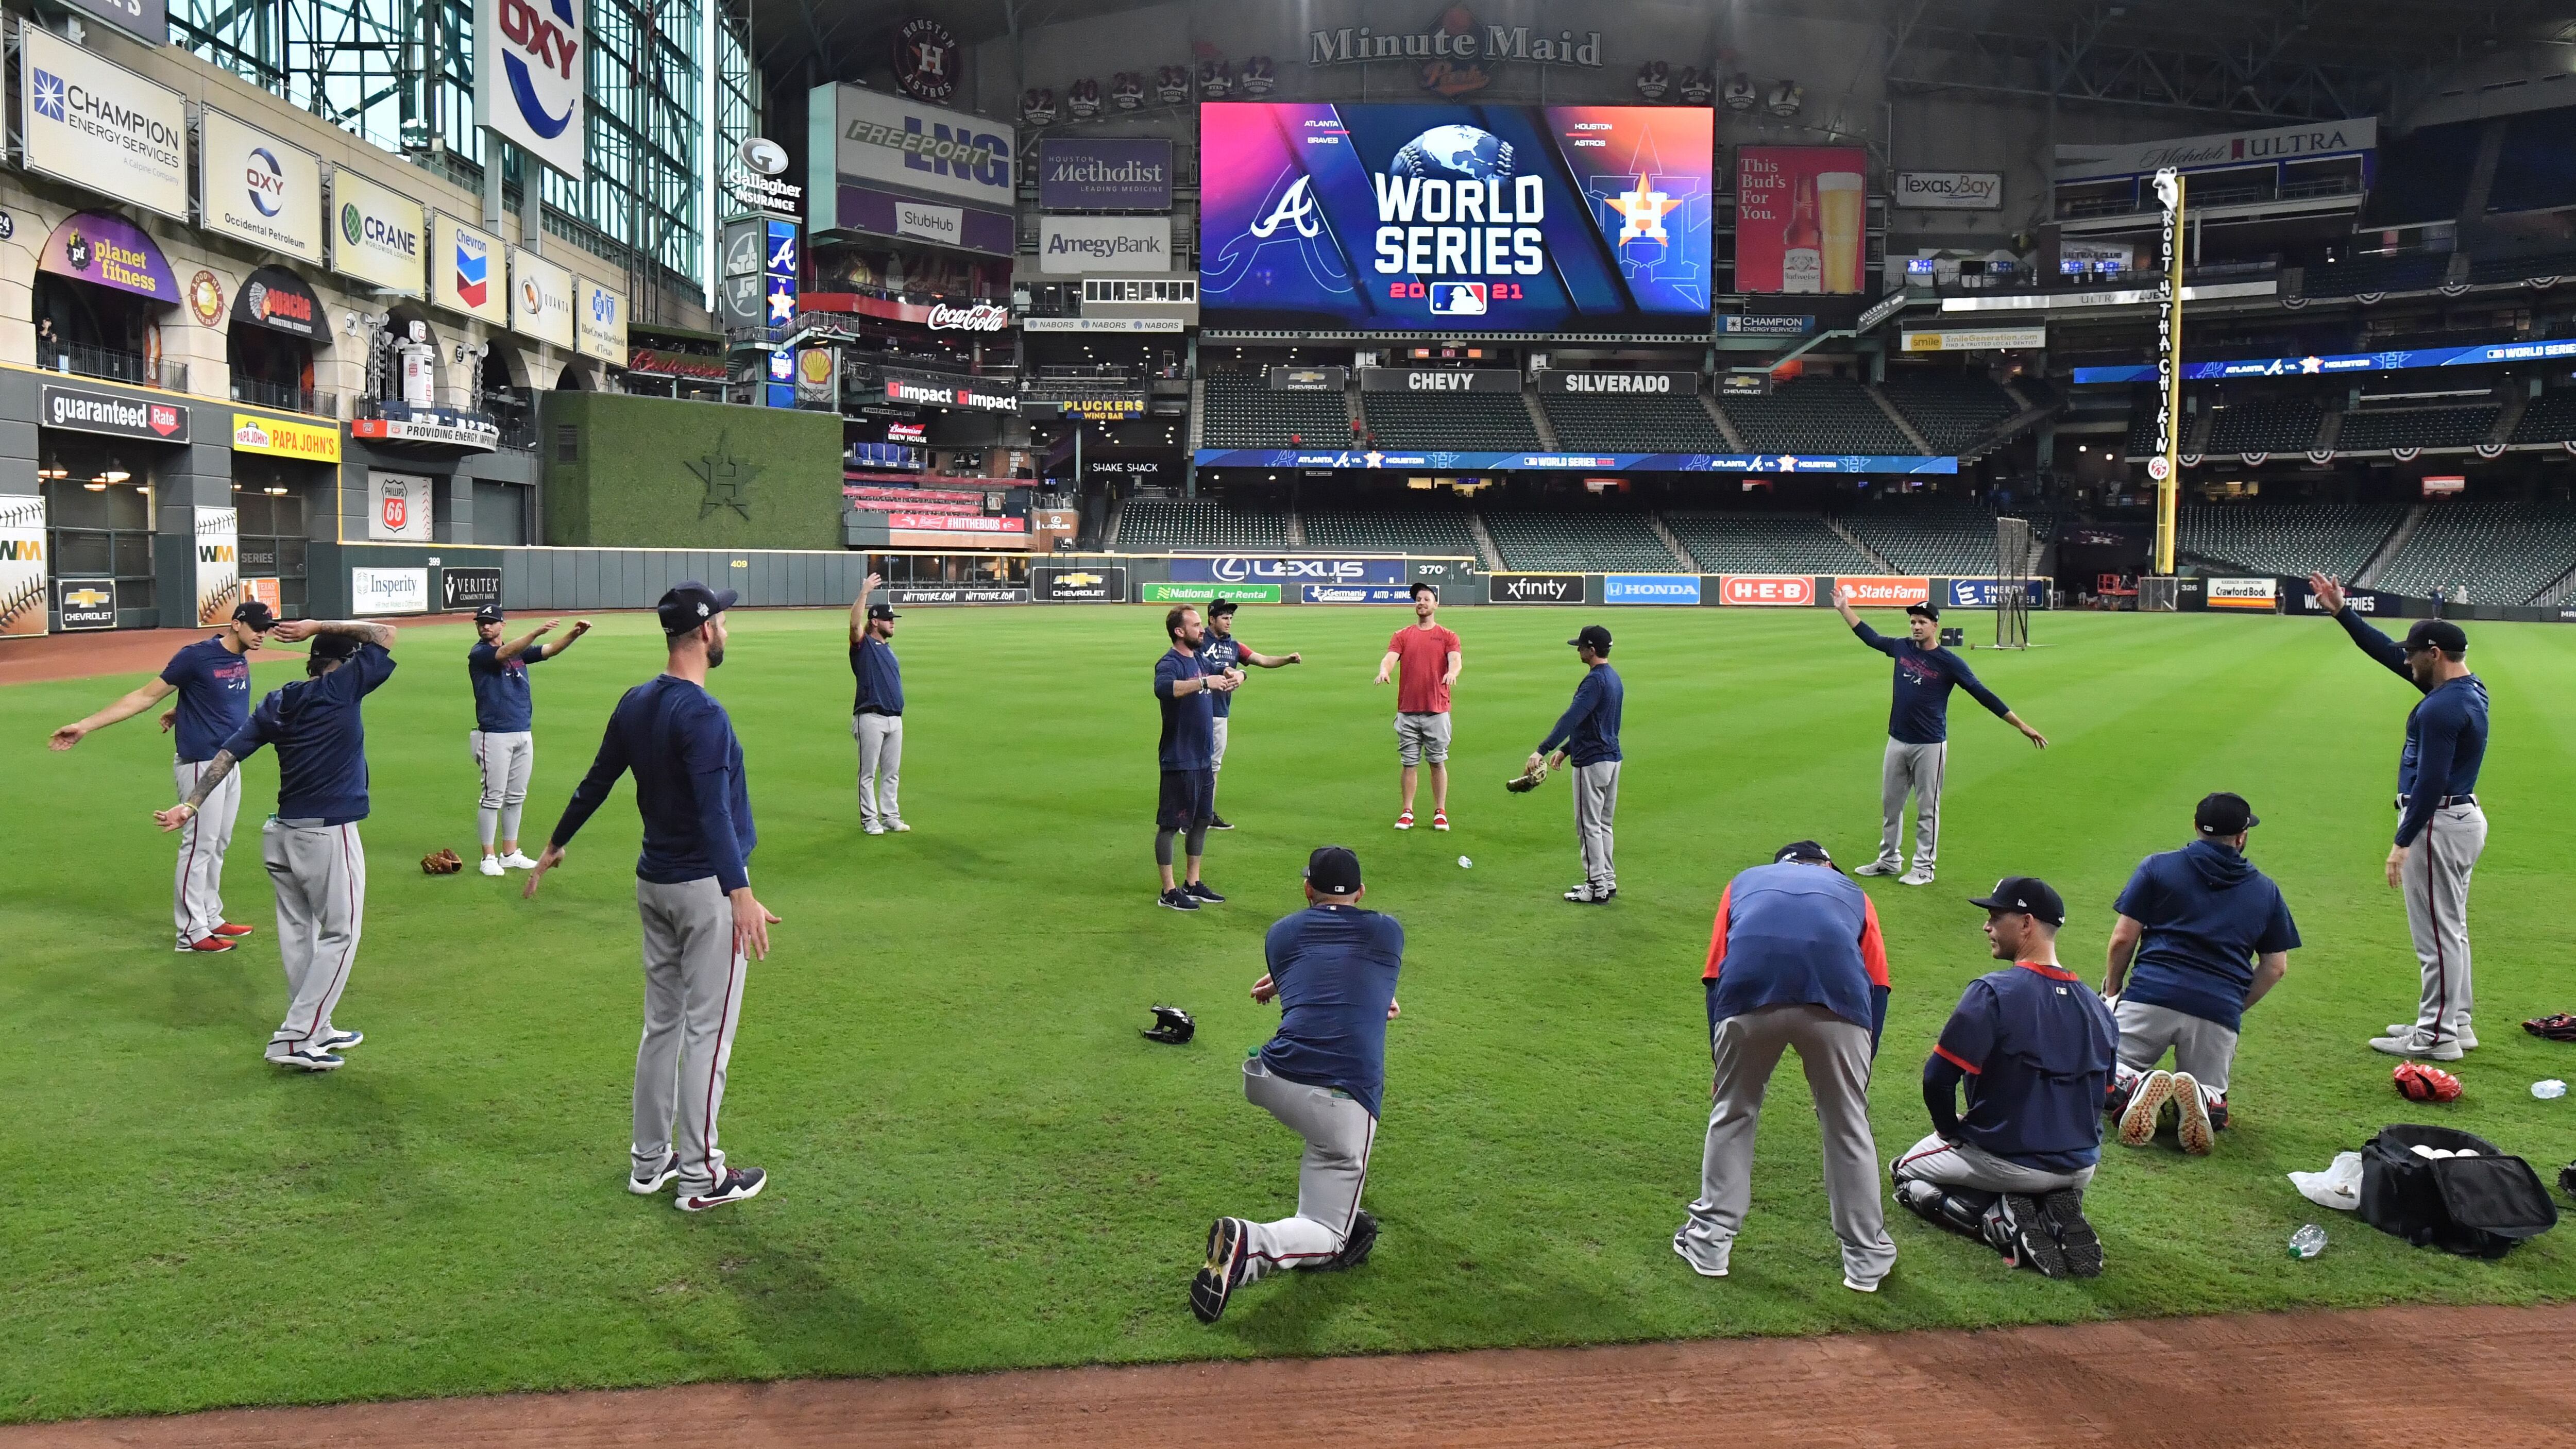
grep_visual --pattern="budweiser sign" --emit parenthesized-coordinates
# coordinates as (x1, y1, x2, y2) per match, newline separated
(925, 300, 1010, 332)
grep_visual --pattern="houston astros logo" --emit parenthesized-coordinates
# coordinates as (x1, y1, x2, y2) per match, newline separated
(1612, 175, 1678, 244)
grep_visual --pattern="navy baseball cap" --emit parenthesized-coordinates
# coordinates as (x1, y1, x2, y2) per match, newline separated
(1907, 601, 1941, 620)
(2196, 791, 2260, 836)
(2403, 619, 2468, 654)
(309, 630, 363, 662)
(1208, 598, 1240, 617)
(1303, 845, 1363, 895)
(657, 580, 737, 635)
(230, 599, 277, 631)
(1970, 876, 2066, 928)
(867, 602, 899, 620)
(472, 604, 505, 625)
(1569, 624, 1612, 652)
(1775, 839, 1834, 865)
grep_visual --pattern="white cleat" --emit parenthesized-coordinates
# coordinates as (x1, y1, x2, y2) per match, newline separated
(1897, 867, 1936, 887)
(1855, 860, 1904, 877)
(498, 851, 540, 869)
(2369, 1029, 2464, 1062)
(479, 855, 506, 877)
(887, 820, 912, 833)
(2390, 1022, 2479, 1051)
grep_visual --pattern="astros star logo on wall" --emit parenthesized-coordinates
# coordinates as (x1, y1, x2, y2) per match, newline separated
(689, 433, 762, 520)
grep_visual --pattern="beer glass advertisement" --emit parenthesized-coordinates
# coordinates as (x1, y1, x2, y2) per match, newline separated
(1735, 146, 1868, 295)
(1199, 103, 1712, 331)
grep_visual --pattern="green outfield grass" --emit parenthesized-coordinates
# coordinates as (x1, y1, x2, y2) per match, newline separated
(6, 603, 2576, 1421)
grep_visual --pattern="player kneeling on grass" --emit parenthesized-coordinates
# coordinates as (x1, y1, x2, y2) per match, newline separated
(1193, 846, 1401, 1324)
(1676, 841, 1896, 1292)
(2100, 793, 2300, 1156)
(156, 619, 397, 1072)
(1892, 878, 2115, 1279)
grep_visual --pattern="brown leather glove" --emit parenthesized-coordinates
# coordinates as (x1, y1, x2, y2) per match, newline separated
(422, 848, 465, 875)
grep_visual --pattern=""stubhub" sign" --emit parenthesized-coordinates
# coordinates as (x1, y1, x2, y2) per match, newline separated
(1604, 575, 1702, 605)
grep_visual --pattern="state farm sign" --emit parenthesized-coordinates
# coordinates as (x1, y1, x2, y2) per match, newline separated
(1721, 575, 1815, 606)
(1835, 576, 1930, 608)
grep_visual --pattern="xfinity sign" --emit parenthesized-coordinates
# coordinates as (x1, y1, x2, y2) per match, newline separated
(476, 0, 586, 179)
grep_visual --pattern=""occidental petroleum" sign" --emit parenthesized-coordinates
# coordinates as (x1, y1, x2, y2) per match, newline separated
(475, 0, 585, 180)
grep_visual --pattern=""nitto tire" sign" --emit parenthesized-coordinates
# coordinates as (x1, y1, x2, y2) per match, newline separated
(1721, 575, 1815, 606)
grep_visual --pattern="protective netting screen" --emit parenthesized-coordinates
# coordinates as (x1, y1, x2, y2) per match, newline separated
(1995, 515, 2033, 648)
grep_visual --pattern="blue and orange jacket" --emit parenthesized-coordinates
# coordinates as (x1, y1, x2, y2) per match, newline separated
(1702, 861, 1892, 1049)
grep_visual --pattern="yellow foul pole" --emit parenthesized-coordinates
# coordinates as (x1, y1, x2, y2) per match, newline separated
(2152, 168, 2185, 575)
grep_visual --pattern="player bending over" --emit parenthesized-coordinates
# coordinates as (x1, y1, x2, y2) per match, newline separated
(1192, 846, 1400, 1323)
(1198, 598, 1299, 830)
(2310, 577, 2490, 1062)
(54, 598, 277, 953)
(156, 619, 397, 1071)
(2100, 793, 2300, 1155)
(1892, 877, 2115, 1279)
(1375, 583, 1461, 832)
(848, 571, 910, 836)
(1526, 624, 1623, 903)
(1153, 605, 1240, 911)
(527, 582, 778, 1212)
(1676, 841, 1896, 1292)
(466, 605, 590, 874)
(1831, 589, 2045, 886)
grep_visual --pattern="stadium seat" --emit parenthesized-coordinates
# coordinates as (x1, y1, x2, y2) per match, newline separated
(1116, 496, 1291, 551)
(1665, 512, 1872, 574)
(1480, 510, 1684, 572)
(2206, 397, 2326, 454)
(2467, 248, 2576, 285)
(1360, 391, 1542, 449)
(1877, 373, 2021, 454)
(2297, 252, 2448, 298)
(1302, 505, 1481, 557)
(1837, 501, 2054, 576)
(2509, 390, 2576, 443)
(1199, 370, 1352, 450)
(1540, 390, 1730, 451)
(2178, 503, 2402, 579)
(2333, 406, 2500, 453)
(2371, 501, 2576, 604)
(1718, 378, 1919, 455)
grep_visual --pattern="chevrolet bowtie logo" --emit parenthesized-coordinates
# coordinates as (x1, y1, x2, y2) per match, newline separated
(1060, 573, 1101, 587)
(64, 587, 110, 609)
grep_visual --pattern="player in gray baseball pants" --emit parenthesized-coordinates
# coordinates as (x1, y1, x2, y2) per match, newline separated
(158, 618, 399, 1071)
(849, 571, 909, 834)
(530, 581, 779, 1212)
(1530, 625, 1625, 903)
(466, 608, 589, 873)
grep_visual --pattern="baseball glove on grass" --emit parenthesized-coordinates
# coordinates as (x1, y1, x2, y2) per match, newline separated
(1506, 761, 1550, 794)
(2525, 1013, 2576, 1042)
(421, 848, 465, 875)
(2394, 1060, 2464, 1103)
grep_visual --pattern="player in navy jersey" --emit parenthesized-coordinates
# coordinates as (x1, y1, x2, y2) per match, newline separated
(157, 618, 398, 1071)
(1192, 845, 1401, 1323)
(1197, 598, 1299, 830)
(1832, 589, 2047, 886)
(2311, 577, 2492, 1061)
(1891, 878, 2117, 1279)
(465, 605, 591, 875)
(1153, 605, 1240, 911)
(53, 599, 277, 952)
(528, 581, 778, 1211)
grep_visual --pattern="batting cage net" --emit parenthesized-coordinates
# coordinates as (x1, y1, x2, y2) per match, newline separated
(1994, 515, 2033, 649)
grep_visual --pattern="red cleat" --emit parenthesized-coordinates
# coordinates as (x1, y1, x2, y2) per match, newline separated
(1431, 811, 1451, 832)
(177, 937, 235, 953)
(211, 922, 256, 938)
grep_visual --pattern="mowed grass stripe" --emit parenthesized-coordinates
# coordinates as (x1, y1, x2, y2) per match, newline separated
(0, 605, 2570, 1418)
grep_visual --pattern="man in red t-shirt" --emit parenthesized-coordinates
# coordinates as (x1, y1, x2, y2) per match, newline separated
(1372, 583, 1463, 831)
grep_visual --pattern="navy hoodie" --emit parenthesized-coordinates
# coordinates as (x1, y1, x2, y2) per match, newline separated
(2114, 838, 2301, 1032)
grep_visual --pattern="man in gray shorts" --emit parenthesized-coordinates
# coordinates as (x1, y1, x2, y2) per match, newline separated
(1374, 583, 1462, 832)
(528, 581, 781, 1212)
(157, 618, 398, 1071)
(2100, 793, 2300, 1156)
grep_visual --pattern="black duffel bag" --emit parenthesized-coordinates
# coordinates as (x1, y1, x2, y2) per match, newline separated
(2359, 1124, 2558, 1258)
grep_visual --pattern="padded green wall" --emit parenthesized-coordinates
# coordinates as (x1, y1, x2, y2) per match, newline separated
(541, 392, 844, 550)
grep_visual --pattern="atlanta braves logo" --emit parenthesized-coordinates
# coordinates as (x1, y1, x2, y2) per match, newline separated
(1249, 176, 1321, 239)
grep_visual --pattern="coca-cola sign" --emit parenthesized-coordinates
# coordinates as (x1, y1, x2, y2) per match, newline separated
(926, 300, 1010, 332)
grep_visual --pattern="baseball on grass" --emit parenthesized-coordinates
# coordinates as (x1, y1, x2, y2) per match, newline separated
(1458, 855, 1472, 868)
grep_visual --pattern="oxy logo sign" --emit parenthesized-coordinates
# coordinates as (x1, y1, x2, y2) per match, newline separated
(247, 147, 287, 216)
(477, 0, 584, 178)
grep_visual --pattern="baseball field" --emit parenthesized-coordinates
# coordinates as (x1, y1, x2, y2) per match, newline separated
(5, 603, 2574, 1423)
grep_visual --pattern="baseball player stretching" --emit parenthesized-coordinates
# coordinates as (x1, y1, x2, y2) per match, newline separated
(467, 605, 590, 875)
(1833, 590, 2045, 885)
(1892, 877, 2116, 1280)
(848, 571, 908, 835)
(1677, 841, 1896, 1291)
(51, 598, 276, 952)
(1193, 845, 1400, 1323)
(1154, 605, 1240, 911)
(1198, 598, 1300, 830)
(155, 619, 397, 1071)
(1374, 583, 1461, 832)
(2310, 577, 2490, 1061)
(528, 582, 778, 1211)
(1527, 624, 1623, 904)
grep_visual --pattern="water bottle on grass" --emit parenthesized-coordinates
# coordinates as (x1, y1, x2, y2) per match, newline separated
(2289, 1224, 2327, 1259)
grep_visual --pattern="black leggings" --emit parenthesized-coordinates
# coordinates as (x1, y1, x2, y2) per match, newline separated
(1155, 825, 1209, 866)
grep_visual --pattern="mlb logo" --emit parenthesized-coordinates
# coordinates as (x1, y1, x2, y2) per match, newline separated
(1428, 282, 1488, 316)
(455, 233, 489, 309)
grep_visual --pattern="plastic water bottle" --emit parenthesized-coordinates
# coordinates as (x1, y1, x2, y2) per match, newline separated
(2288, 1224, 2327, 1260)
(2535, 1079, 2569, 1100)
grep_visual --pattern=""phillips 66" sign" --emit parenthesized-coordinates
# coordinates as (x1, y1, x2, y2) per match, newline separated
(473, 0, 584, 180)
